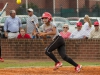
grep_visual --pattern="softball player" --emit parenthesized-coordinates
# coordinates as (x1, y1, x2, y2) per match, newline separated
(39, 12, 82, 72)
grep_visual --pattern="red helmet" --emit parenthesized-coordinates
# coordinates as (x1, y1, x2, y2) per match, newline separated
(42, 12, 52, 21)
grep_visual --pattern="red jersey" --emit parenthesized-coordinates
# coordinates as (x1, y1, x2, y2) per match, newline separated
(17, 34, 31, 39)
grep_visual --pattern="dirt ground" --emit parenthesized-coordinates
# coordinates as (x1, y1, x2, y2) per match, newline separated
(0, 66, 100, 75)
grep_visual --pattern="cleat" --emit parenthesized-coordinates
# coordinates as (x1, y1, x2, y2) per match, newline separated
(0, 58, 4, 62)
(75, 65, 82, 72)
(53, 62, 62, 70)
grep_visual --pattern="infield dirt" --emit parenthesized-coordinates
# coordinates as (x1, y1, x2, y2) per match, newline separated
(0, 66, 100, 75)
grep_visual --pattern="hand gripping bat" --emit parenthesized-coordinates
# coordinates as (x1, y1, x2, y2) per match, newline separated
(31, 19, 44, 44)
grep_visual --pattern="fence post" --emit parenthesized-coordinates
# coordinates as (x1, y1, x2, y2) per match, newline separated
(98, 8, 99, 17)
(60, 5, 62, 17)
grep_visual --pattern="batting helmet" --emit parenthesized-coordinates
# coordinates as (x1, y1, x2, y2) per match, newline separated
(42, 12, 52, 21)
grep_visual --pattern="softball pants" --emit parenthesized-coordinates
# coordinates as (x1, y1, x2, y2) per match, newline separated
(45, 35, 78, 67)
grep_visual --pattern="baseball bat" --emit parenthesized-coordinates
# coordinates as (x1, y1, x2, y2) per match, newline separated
(0, 2, 8, 16)
(31, 20, 40, 33)
(31, 20, 45, 44)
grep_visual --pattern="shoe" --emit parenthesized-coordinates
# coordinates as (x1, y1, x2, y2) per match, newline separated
(75, 65, 82, 72)
(0, 58, 4, 62)
(53, 62, 62, 70)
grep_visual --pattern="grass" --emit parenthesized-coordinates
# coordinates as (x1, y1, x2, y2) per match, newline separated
(0, 59, 100, 68)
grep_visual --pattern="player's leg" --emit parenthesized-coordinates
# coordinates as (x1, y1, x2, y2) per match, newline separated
(57, 45, 78, 66)
(57, 45, 82, 72)
(45, 36, 61, 62)
(45, 36, 63, 70)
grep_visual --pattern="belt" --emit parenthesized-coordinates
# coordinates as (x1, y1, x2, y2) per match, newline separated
(7, 30, 18, 33)
(10, 32, 18, 33)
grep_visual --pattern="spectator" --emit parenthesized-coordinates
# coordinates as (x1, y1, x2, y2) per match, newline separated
(17, 28, 31, 39)
(82, 15, 92, 37)
(89, 21, 100, 38)
(70, 22, 87, 39)
(26, 8, 39, 38)
(4, 10, 22, 39)
(60, 24, 71, 39)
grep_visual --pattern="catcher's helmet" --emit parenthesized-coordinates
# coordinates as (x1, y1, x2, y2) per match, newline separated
(42, 12, 52, 21)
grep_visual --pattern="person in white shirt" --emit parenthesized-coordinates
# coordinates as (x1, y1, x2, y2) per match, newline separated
(70, 22, 87, 39)
(89, 21, 100, 39)
(26, 8, 39, 38)
(82, 15, 92, 37)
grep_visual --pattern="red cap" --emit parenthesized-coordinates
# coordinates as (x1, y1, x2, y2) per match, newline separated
(76, 22, 82, 26)
(94, 21, 99, 26)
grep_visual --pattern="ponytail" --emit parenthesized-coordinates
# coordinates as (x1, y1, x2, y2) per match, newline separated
(84, 15, 92, 27)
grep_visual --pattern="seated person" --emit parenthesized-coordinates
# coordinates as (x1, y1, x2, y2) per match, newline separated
(89, 21, 100, 38)
(70, 22, 87, 39)
(17, 28, 31, 39)
(60, 24, 71, 39)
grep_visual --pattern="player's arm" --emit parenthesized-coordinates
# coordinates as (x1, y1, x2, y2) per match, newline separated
(39, 27, 56, 36)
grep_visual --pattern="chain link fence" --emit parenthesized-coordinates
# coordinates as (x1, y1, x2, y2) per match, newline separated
(0, 0, 100, 38)
(13, 0, 100, 17)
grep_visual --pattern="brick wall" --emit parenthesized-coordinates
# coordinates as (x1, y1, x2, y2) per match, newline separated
(1, 39, 100, 60)
(79, 0, 85, 8)
(55, 0, 69, 9)
(69, 0, 77, 9)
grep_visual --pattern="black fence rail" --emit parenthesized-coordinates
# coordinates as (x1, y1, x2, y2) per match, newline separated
(10, 0, 100, 17)
(16, 8, 100, 17)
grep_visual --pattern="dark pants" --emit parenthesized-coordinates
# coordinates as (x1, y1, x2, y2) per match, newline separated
(45, 36, 78, 67)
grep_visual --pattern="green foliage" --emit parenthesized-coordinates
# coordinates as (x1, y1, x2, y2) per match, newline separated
(92, 2, 100, 12)
(79, 5, 89, 13)
(28, 3, 38, 9)
(16, 3, 38, 15)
